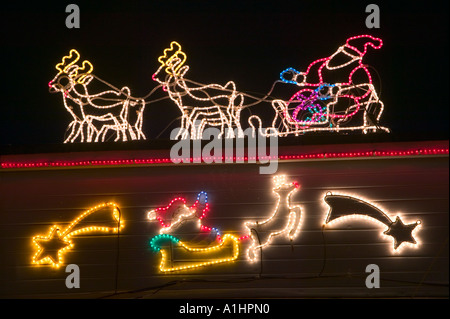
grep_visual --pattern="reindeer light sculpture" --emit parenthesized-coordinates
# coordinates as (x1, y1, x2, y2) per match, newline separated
(49, 49, 146, 143)
(152, 41, 244, 140)
(244, 175, 302, 262)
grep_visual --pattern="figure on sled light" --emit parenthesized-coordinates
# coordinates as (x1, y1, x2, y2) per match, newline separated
(250, 35, 390, 136)
(147, 191, 221, 243)
(147, 191, 240, 272)
(244, 175, 302, 262)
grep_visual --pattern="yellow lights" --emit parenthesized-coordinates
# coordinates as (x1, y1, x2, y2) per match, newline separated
(323, 193, 422, 253)
(156, 233, 240, 273)
(244, 175, 302, 262)
(157, 41, 187, 76)
(31, 202, 124, 268)
(148, 191, 236, 273)
(73, 60, 94, 84)
(54, 49, 93, 84)
(49, 49, 146, 143)
(31, 226, 73, 268)
(55, 49, 81, 75)
(152, 42, 244, 140)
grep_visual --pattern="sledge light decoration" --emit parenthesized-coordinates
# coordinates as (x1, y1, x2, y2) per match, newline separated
(251, 35, 390, 136)
(323, 193, 421, 251)
(150, 233, 239, 273)
(244, 175, 302, 262)
(31, 202, 124, 268)
(49, 49, 146, 143)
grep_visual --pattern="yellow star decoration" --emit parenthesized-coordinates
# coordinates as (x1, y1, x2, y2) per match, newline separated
(31, 202, 124, 268)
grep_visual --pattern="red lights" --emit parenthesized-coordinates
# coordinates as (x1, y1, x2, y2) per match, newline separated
(1, 146, 447, 170)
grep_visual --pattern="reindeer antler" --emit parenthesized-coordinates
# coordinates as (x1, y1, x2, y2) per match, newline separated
(55, 49, 81, 74)
(158, 41, 187, 76)
(55, 49, 94, 84)
(73, 60, 94, 84)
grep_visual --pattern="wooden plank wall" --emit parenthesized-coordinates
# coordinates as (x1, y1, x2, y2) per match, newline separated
(0, 156, 448, 298)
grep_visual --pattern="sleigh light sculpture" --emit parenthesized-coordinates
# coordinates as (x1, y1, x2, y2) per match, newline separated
(249, 35, 390, 136)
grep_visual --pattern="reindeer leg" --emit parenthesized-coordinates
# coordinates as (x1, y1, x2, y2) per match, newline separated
(137, 100, 146, 139)
(85, 118, 95, 143)
(247, 240, 259, 262)
(176, 114, 188, 140)
(225, 117, 234, 139)
(126, 123, 136, 140)
(191, 116, 201, 140)
(288, 206, 302, 240)
(133, 104, 145, 140)
(234, 94, 245, 138)
(115, 120, 123, 142)
(135, 113, 146, 140)
(125, 110, 137, 141)
(182, 118, 191, 140)
(90, 122, 100, 143)
(74, 120, 85, 143)
(120, 121, 128, 142)
(95, 126, 103, 142)
(244, 221, 260, 262)
(198, 119, 207, 140)
(64, 121, 77, 143)
(233, 114, 244, 138)
(225, 106, 236, 139)
(97, 123, 110, 142)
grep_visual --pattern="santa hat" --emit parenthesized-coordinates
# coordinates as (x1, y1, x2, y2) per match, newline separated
(345, 35, 383, 57)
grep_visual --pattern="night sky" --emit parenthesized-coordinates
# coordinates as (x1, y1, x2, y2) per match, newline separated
(1, 0, 448, 151)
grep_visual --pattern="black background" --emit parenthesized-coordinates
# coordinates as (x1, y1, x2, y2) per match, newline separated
(1, 0, 448, 151)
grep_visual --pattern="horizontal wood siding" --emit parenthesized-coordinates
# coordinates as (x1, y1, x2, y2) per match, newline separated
(0, 155, 448, 298)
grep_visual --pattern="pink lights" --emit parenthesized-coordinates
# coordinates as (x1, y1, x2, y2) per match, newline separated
(1, 146, 448, 170)
(298, 35, 383, 88)
(262, 35, 389, 135)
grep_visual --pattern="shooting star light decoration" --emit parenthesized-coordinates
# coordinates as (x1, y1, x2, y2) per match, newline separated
(31, 202, 124, 268)
(323, 193, 421, 251)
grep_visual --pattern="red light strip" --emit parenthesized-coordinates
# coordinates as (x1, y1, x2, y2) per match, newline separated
(1, 147, 448, 170)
